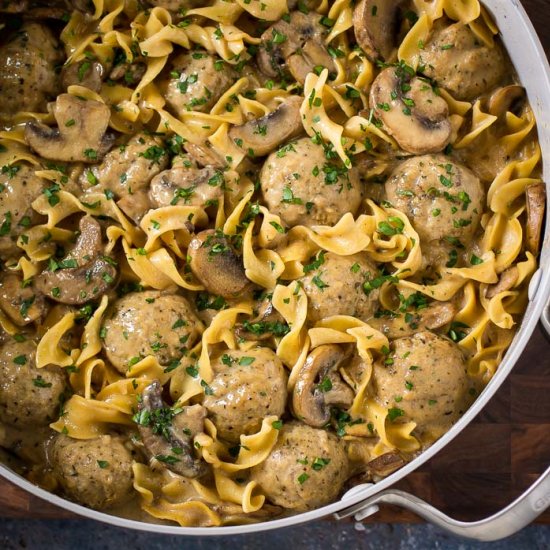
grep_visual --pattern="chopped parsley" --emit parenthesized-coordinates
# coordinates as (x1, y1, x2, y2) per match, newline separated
(387, 407, 405, 422)
(297, 473, 309, 484)
(33, 376, 52, 388)
(133, 405, 183, 441)
(303, 251, 325, 274)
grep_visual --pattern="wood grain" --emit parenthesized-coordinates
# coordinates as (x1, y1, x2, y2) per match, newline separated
(1, 0, 549, 525)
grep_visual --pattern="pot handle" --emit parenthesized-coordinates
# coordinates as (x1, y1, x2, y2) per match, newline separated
(334, 465, 550, 541)
(541, 297, 550, 336)
(335, 307, 550, 541)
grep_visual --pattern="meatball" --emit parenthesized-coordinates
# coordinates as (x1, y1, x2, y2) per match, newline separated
(260, 138, 363, 228)
(203, 348, 287, 442)
(421, 20, 506, 101)
(148, 166, 222, 209)
(250, 422, 348, 511)
(51, 434, 135, 510)
(0, 22, 63, 115)
(372, 331, 470, 440)
(300, 252, 380, 325)
(385, 155, 484, 249)
(0, 340, 67, 427)
(102, 291, 201, 374)
(0, 164, 47, 259)
(161, 52, 237, 114)
(79, 133, 169, 198)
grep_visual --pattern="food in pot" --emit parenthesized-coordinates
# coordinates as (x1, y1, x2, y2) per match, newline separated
(0, 0, 543, 527)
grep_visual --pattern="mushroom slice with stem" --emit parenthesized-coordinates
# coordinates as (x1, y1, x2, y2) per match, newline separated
(366, 451, 407, 478)
(368, 301, 457, 338)
(35, 216, 117, 304)
(61, 61, 104, 93)
(525, 182, 546, 256)
(116, 190, 151, 224)
(187, 229, 252, 300)
(370, 66, 452, 155)
(286, 39, 335, 84)
(134, 380, 208, 478)
(486, 266, 519, 300)
(229, 96, 303, 158)
(25, 94, 114, 163)
(184, 142, 225, 169)
(256, 12, 335, 84)
(292, 344, 354, 428)
(353, 0, 403, 62)
(487, 85, 526, 118)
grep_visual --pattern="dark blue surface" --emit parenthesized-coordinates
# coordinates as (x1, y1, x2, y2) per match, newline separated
(0, 519, 549, 549)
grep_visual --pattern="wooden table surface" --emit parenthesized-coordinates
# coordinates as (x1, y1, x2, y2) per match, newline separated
(1, 0, 549, 525)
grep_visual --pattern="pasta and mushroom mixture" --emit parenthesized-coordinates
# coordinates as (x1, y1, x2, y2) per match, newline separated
(0, 0, 545, 526)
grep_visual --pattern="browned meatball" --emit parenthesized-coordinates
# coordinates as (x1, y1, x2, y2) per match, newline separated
(148, 166, 223, 209)
(79, 133, 169, 198)
(0, 340, 67, 427)
(421, 20, 507, 101)
(385, 155, 484, 256)
(250, 422, 348, 511)
(51, 434, 135, 510)
(102, 291, 202, 374)
(203, 348, 287, 442)
(260, 138, 363, 228)
(0, 164, 47, 259)
(0, 22, 63, 116)
(161, 52, 237, 114)
(300, 252, 380, 324)
(372, 331, 470, 441)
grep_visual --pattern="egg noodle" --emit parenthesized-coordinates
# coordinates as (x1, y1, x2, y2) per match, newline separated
(0, 0, 542, 527)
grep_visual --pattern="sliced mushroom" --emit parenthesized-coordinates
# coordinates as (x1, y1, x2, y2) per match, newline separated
(187, 229, 252, 299)
(486, 266, 519, 299)
(116, 190, 151, 224)
(235, 297, 288, 341)
(61, 61, 104, 93)
(184, 142, 226, 169)
(525, 182, 546, 256)
(366, 451, 407, 478)
(370, 66, 452, 154)
(109, 62, 147, 86)
(353, 0, 402, 62)
(35, 216, 117, 304)
(149, 166, 224, 209)
(286, 38, 335, 84)
(368, 301, 456, 338)
(292, 344, 354, 427)
(229, 96, 303, 158)
(487, 85, 526, 118)
(136, 380, 207, 478)
(25, 94, 114, 163)
(256, 11, 335, 84)
(0, 273, 46, 326)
